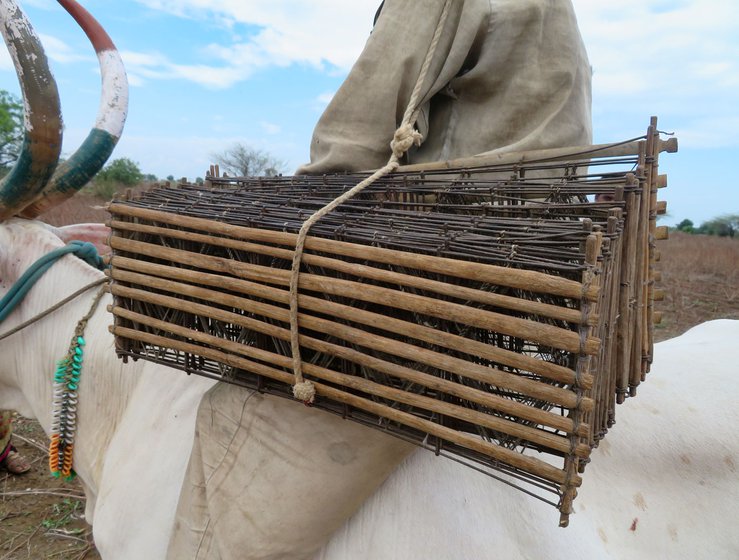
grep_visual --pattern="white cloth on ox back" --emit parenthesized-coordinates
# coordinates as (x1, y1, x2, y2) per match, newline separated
(167, 384, 412, 560)
(297, 0, 592, 175)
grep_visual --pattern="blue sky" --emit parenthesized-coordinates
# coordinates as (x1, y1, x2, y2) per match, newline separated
(1, 0, 737, 227)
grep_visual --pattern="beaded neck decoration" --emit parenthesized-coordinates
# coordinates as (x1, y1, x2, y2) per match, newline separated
(49, 286, 107, 480)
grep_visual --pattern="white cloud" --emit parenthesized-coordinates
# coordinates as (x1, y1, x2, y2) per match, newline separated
(38, 33, 91, 64)
(571, 0, 739, 148)
(105, 1, 379, 90)
(120, 48, 248, 88)
(124, 0, 377, 88)
(260, 121, 281, 135)
(135, 0, 378, 70)
(316, 91, 335, 106)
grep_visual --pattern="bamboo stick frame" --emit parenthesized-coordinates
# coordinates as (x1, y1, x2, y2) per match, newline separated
(111, 305, 591, 459)
(108, 219, 591, 326)
(107, 120, 674, 522)
(108, 235, 600, 357)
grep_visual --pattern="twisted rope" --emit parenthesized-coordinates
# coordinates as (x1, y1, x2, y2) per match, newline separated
(288, 0, 452, 403)
(0, 278, 106, 341)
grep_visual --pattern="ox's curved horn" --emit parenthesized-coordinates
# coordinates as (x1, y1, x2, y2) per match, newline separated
(19, 0, 128, 218)
(0, 0, 63, 220)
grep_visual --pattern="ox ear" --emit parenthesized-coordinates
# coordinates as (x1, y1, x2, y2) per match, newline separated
(55, 223, 111, 255)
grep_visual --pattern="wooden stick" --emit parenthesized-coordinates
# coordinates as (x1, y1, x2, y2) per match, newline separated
(109, 235, 600, 356)
(111, 325, 580, 487)
(109, 282, 590, 433)
(109, 219, 590, 326)
(110, 256, 592, 398)
(108, 203, 599, 301)
(560, 233, 603, 519)
(616, 188, 639, 404)
(109, 275, 592, 407)
(109, 253, 592, 389)
(111, 306, 591, 458)
(630, 159, 648, 392)
(392, 138, 678, 174)
(655, 226, 669, 241)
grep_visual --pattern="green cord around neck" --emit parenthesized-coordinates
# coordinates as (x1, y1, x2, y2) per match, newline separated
(0, 241, 106, 324)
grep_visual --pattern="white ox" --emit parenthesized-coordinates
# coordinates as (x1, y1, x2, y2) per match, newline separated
(1, 216, 737, 560)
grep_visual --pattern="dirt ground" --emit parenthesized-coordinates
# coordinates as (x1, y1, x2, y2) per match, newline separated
(1, 416, 99, 560)
(1, 204, 737, 559)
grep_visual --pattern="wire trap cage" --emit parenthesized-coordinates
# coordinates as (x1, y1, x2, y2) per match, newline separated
(107, 118, 674, 525)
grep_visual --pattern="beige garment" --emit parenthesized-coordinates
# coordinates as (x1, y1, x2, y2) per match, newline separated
(167, 385, 413, 560)
(169, 2, 592, 558)
(297, 0, 591, 175)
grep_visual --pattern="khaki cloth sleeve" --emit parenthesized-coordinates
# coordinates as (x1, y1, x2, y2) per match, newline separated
(167, 384, 413, 560)
(297, 0, 591, 175)
(297, 0, 491, 174)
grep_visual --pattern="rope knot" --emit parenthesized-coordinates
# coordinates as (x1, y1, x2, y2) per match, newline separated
(391, 123, 423, 159)
(292, 380, 316, 404)
(70, 241, 105, 270)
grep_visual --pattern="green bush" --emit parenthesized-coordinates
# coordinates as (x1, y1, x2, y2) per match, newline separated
(0, 90, 23, 171)
(95, 157, 143, 186)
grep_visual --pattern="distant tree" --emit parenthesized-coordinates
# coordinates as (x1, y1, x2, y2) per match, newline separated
(96, 157, 143, 186)
(0, 90, 23, 172)
(166, 175, 175, 181)
(87, 157, 144, 199)
(211, 143, 286, 177)
(143, 173, 158, 182)
(195, 177, 204, 185)
(699, 214, 738, 238)
(676, 219, 694, 233)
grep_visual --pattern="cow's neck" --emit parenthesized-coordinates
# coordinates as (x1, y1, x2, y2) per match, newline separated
(4, 245, 145, 490)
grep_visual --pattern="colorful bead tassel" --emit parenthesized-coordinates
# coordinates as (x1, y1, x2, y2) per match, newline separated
(49, 335, 85, 481)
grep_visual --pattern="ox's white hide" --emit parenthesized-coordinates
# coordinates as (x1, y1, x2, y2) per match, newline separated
(0, 220, 216, 559)
(90, 367, 214, 559)
(316, 320, 739, 560)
